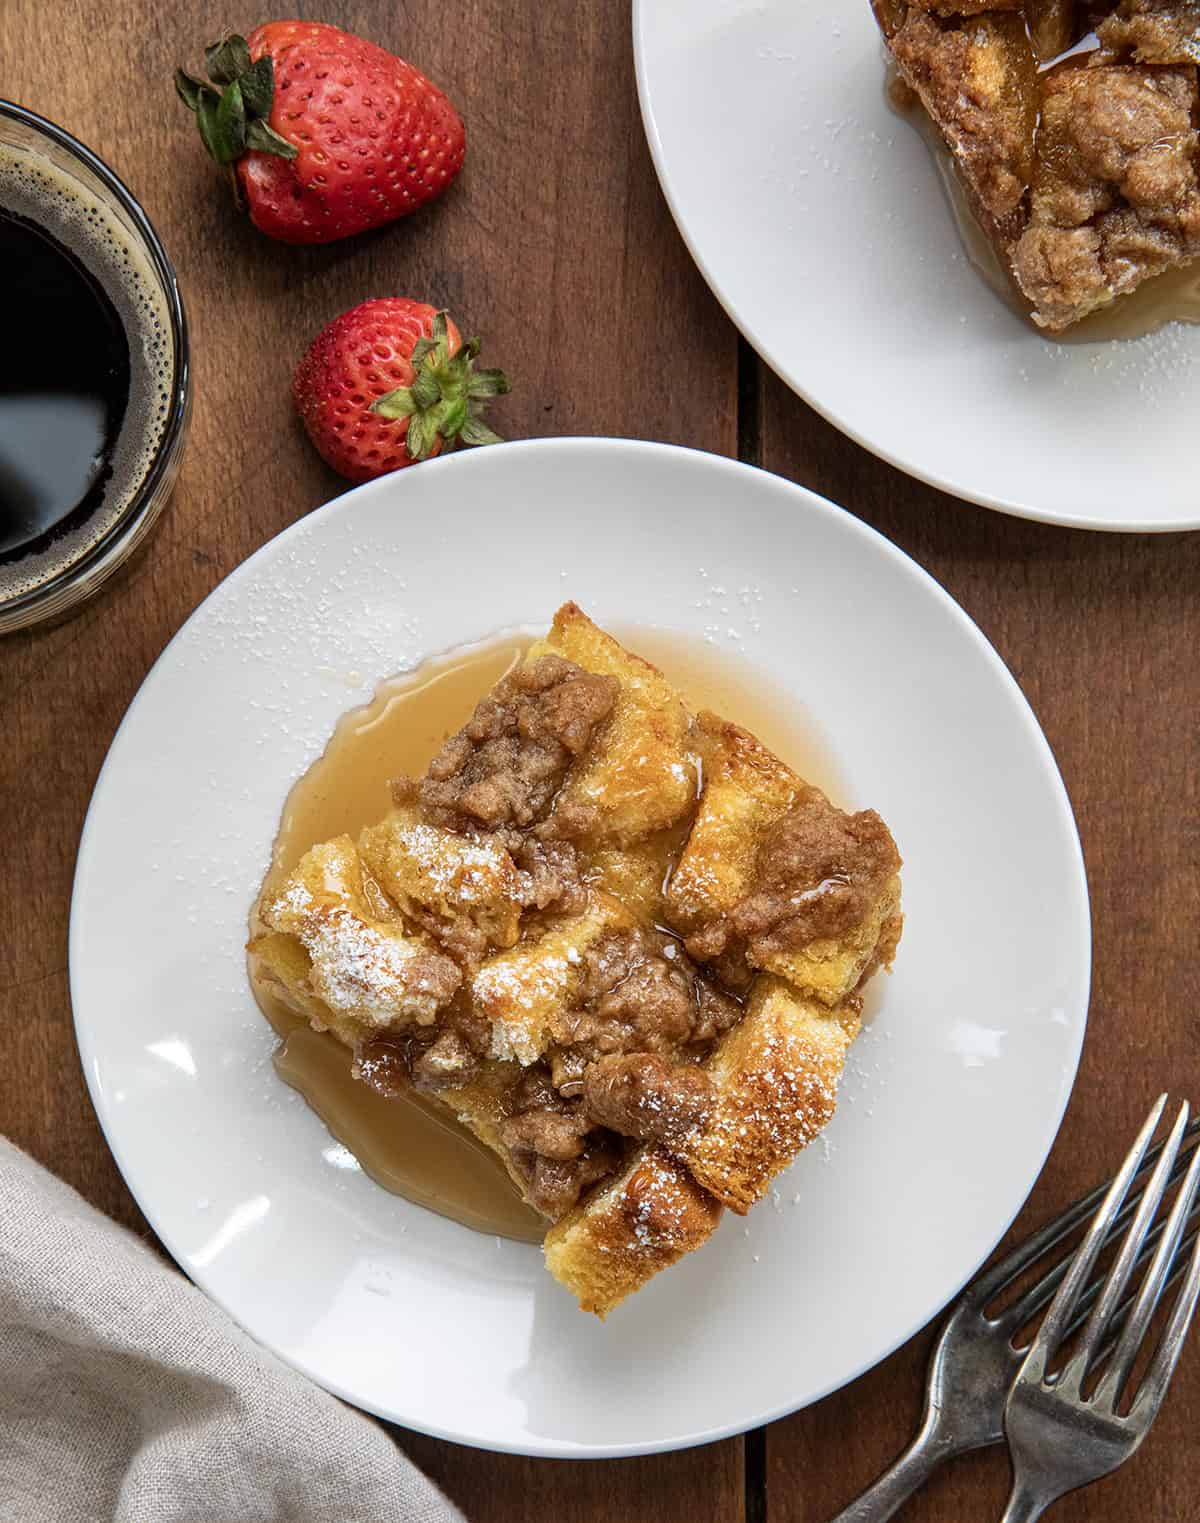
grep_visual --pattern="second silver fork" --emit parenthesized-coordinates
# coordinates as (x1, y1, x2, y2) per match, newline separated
(831, 1113, 1200, 1522)
(1000, 1096, 1200, 1520)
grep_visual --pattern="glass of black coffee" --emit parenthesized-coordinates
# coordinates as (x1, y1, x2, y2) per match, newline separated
(0, 101, 189, 633)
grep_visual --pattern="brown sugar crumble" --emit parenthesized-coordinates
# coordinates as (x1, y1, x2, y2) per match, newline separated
(1097, 1, 1200, 65)
(688, 798, 903, 965)
(420, 654, 617, 831)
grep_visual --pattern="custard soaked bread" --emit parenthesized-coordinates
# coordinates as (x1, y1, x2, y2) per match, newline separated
(251, 606, 902, 1315)
(873, 0, 1200, 328)
(668, 713, 902, 1007)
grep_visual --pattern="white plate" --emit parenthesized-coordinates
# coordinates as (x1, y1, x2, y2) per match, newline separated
(634, 1, 1200, 532)
(71, 438, 1089, 1456)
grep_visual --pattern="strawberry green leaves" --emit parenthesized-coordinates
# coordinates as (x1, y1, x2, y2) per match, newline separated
(239, 58, 276, 119)
(213, 80, 246, 163)
(174, 34, 297, 166)
(204, 34, 251, 85)
(172, 71, 209, 112)
(370, 312, 510, 461)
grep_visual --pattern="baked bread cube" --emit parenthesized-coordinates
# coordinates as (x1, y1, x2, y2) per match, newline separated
(579, 832, 683, 927)
(667, 714, 902, 1006)
(358, 803, 525, 965)
(667, 711, 799, 928)
(257, 836, 461, 1045)
(528, 602, 697, 845)
(673, 977, 862, 1214)
(470, 892, 637, 1065)
(544, 1147, 723, 1318)
(247, 930, 334, 1030)
(877, 4, 1037, 245)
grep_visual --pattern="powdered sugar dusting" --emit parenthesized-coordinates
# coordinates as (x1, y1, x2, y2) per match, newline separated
(476, 948, 573, 1064)
(264, 838, 456, 1027)
(684, 1009, 846, 1208)
(396, 820, 514, 908)
(618, 1153, 699, 1256)
(306, 909, 428, 1021)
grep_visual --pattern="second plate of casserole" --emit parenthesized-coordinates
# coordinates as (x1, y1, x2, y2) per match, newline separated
(635, 0, 1200, 531)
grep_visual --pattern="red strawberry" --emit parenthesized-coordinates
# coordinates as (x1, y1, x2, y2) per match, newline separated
(175, 25, 464, 243)
(292, 299, 510, 482)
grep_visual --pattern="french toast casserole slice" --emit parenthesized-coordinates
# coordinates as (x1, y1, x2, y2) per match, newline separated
(873, 1, 1200, 329)
(250, 605, 903, 1316)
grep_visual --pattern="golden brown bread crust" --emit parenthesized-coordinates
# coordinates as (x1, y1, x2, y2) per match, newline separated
(580, 831, 684, 926)
(666, 711, 809, 932)
(358, 803, 526, 965)
(543, 1147, 723, 1318)
(667, 713, 903, 1007)
(529, 601, 697, 845)
(882, 6, 1037, 246)
(674, 977, 861, 1214)
(249, 931, 333, 1030)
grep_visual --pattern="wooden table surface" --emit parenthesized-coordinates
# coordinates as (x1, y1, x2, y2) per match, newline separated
(4, 3, 1199, 1519)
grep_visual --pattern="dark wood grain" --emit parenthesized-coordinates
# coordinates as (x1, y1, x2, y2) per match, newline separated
(759, 374, 1200, 1522)
(3, 1, 1199, 1520)
(403, 1439, 746, 1523)
(0, 3, 741, 1519)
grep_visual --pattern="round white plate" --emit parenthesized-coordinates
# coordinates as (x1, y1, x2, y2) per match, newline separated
(634, 1, 1200, 532)
(71, 438, 1090, 1456)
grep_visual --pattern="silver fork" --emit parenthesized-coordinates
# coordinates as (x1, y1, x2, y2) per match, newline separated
(831, 1110, 1200, 1522)
(1000, 1095, 1200, 1521)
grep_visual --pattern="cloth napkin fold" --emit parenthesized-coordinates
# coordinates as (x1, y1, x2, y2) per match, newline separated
(0, 1138, 464, 1523)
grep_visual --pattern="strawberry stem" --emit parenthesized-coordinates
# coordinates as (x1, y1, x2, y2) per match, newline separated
(370, 312, 510, 460)
(174, 35, 297, 166)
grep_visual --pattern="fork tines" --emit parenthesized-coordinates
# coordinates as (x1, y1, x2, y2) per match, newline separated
(1019, 1095, 1200, 1413)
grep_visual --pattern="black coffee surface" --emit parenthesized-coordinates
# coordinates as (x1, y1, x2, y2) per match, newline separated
(0, 207, 131, 561)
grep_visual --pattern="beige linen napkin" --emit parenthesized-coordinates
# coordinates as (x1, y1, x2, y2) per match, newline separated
(0, 1139, 464, 1523)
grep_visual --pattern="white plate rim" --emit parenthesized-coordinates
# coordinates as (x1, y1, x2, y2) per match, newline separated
(631, 2, 1200, 535)
(69, 437, 1092, 1455)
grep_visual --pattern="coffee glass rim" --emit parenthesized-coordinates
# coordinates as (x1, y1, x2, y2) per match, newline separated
(0, 98, 190, 633)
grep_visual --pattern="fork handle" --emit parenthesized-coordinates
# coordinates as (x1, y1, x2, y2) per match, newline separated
(999, 1480, 1048, 1523)
(827, 1435, 945, 1522)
